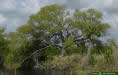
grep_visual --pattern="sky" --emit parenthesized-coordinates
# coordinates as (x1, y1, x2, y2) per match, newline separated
(0, 0, 118, 42)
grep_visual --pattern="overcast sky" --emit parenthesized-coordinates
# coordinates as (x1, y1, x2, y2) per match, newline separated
(0, 0, 118, 42)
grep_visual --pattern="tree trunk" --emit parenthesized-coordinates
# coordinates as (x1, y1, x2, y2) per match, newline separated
(34, 55, 39, 67)
(61, 46, 66, 58)
(15, 68, 16, 75)
(87, 41, 93, 59)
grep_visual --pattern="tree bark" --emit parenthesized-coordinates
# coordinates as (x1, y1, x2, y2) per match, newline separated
(87, 41, 93, 59)
(15, 68, 16, 75)
(34, 55, 39, 67)
(61, 46, 66, 58)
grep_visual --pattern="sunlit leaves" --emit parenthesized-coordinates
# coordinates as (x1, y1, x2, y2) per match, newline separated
(4, 52, 21, 70)
(63, 36, 75, 47)
(17, 25, 32, 34)
(49, 26, 65, 32)
(0, 27, 7, 63)
(87, 9, 103, 19)
(74, 8, 110, 39)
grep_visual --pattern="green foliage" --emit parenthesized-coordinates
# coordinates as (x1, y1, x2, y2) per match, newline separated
(17, 24, 32, 34)
(74, 8, 110, 39)
(4, 33, 22, 69)
(49, 26, 65, 32)
(66, 47, 80, 55)
(89, 55, 96, 65)
(4, 51, 21, 70)
(45, 46, 61, 61)
(63, 36, 75, 47)
(0, 27, 8, 65)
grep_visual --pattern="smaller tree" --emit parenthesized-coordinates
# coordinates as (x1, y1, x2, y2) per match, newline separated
(73, 9, 110, 59)
(0, 27, 8, 65)
(4, 32, 27, 74)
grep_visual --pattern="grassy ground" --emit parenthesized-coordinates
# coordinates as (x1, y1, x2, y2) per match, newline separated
(36, 53, 118, 74)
